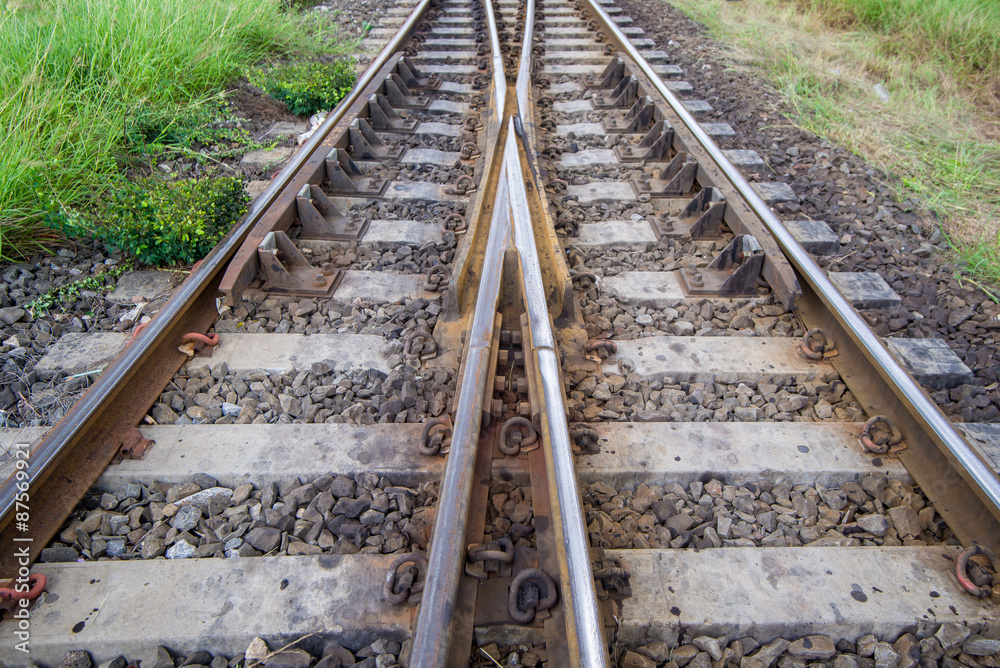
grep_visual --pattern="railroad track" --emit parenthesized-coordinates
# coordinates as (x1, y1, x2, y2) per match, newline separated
(1, 0, 999, 665)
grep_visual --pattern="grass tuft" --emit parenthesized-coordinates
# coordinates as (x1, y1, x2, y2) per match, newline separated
(0, 0, 318, 262)
(49, 177, 251, 266)
(797, 0, 1000, 99)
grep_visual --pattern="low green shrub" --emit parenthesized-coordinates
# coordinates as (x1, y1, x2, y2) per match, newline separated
(250, 59, 356, 115)
(49, 177, 250, 266)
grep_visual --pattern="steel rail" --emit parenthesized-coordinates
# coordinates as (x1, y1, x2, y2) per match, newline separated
(409, 170, 512, 668)
(514, 0, 536, 120)
(484, 0, 506, 123)
(581, 0, 1000, 516)
(0, 0, 433, 535)
(506, 120, 610, 666)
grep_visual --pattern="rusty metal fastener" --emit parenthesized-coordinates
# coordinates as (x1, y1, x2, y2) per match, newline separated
(548, 178, 569, 193)
(585, 340, 617, 358)
(593, 556, 632, 599)
(570, 425, 600, 454)
(956, 545, 998, 598)
(499, 416, 538, 456)
(181, 332, 219, 347)
(508, 568, 558, 624)
(448, 175, 477, 195)
(384, 552, 427, 605)
(603, 44, 615, 55)
(404, 330, 437, 360)
(801, 328, 834, 360)
(178, 332, 220, 357)
(542, 145, 562, 159)
(466, 537, 515, 582)
(464, 117, 481, 131)
(460, 142, 481, 159)
(130, 320, 150, 342)
(419, 417, 452, 456)
(444, 213, 467, 232)
(468, 537, 515, 565)
(538, 95, 554, 108)
(424, 266, 446, 292)
(571, 271, 600, 292)
(860, 415, 902, 454)
(0, 573, 46, 600)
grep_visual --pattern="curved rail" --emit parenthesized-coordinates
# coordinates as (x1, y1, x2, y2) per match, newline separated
(409, 4, 513, 663)
(409, 173, 512, 666)
(483, 0, 506, 123)
(580, 0, 1000, 520)
(514, 0, 536, 120)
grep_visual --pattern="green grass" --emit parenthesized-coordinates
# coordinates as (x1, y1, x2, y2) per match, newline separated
(799, 0, 1000, 88)
(666, 0, 1000, 289)
(0, 0, 319, 261)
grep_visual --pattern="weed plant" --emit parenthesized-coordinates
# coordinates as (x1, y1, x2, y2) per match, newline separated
(49, 177, 251, 266)
(0, 0, 316, 261)
(250, 59, 357, 116)
(124, 102, 271, 164)
(28, 261, 133, 316)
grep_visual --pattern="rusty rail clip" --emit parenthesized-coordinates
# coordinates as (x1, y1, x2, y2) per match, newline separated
(404, 330, 438, 362)
(860, 415, 905, 455)
(508, 568, 558, 624)
(499, 416, 538, 456)
(465, 537, 515, 581)
(956, 545, 998, 598)
(384, 552, 428, 605)
(419, 417, 452, 456)
(570, 425, 600, 455)
(801, 328, 837, 360)
(592, 555, 632, 599)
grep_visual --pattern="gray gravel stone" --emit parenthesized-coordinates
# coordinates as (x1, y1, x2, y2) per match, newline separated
(787, 636, 836, 660)
(171, 505, 202, 532)
(245, 527, 282, 553)
(963, 636, 1000, 657)
(58, 651, 92, 668)
(141, 646, 175, 668)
